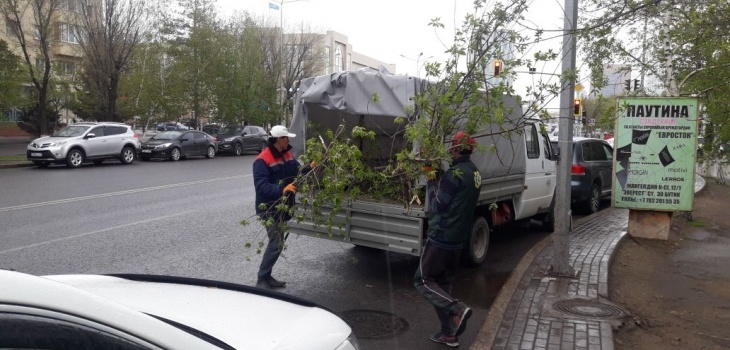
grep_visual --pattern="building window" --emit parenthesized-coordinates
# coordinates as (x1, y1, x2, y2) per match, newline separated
(5, 18, 19, 36)
(60, 24, 78, 43)
(61, 0, 84, 13)
(334, 45, 342, 72)
(58, 61, 76, 76)
(324, 46, 330, 74)
(347, 53, 352, 71)
(35, 57, 45, 70)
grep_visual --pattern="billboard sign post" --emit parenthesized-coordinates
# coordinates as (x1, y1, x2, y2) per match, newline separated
(613, 97, 699, 238)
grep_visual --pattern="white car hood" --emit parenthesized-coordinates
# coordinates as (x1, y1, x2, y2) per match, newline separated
(47, 275, 353, 350)
(30, 136, 72, 144)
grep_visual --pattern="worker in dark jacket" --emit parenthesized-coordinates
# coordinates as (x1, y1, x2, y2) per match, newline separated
(414, 131, 480, 347)
(253, 125, 313, 288)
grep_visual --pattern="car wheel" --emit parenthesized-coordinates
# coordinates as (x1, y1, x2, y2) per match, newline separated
(66, 149, 84, 168)
(234, 143, 243, 156)
(120, 146, 136, 164)
(169, 147, 181, 161)
(583, 183, 601, 214)
(32, 160, 50, 168)
(205, 145, 216, 159)
(464, 216, 490, 266)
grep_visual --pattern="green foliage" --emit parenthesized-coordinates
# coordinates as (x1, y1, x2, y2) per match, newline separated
(18, 103, 61, 135)
(0, 39, 27, 113)
(579, 0, 730, 145)
(255, 1, 563, 240)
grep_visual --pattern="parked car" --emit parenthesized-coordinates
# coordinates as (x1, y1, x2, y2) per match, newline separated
(26, 122, 140, 168)
(157, 122, 189, 131)
(551, 137, 614, 214)
(202, 123, 222, 136)
(0, 270, 359, 350)
(140, 130, 217, 161)
(215, 125, 268, 155)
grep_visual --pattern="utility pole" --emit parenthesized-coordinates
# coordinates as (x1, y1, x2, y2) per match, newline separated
(549, 0, 579, 277)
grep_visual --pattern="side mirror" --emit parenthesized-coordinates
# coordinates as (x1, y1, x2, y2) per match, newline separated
(180, 138, 188, 142)
(242, 132, 248, 136)
(85, 133, 96, 139)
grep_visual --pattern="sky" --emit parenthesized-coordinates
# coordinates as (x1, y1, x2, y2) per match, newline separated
(216, 0, 574, 111)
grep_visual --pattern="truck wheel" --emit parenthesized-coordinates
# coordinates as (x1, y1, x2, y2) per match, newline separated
(543, 195, 556, 232)
(465, 216, 490, 266)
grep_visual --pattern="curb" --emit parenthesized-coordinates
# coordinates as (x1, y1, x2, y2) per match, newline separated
(0, 162, 33, 169)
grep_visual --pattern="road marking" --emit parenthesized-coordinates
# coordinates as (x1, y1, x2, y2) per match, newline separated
(0, 174, 252, 213)
(0, 211, 195, 255)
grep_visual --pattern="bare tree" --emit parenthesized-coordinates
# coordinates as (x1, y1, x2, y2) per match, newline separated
(0, 0, 63, 135)
(280, 22, 324, 119)
(257, 18, 324, 124)
(74, 0, 146, 121)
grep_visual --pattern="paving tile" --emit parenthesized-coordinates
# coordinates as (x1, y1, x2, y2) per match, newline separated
(492, 209, 630, 350)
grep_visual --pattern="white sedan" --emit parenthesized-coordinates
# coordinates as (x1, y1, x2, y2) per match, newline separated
(0, 270, 359, 350)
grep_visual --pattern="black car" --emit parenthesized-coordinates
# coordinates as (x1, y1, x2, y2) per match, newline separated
(140, 130, 217, 161)
(552, 137, 614, 214)
(215, 125, 268, 156)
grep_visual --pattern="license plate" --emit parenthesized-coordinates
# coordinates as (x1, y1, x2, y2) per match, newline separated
(31, 152, 42, 157)
(141, 150, 152, 153)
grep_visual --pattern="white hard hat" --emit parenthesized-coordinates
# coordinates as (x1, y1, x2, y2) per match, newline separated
(269, 125, 296, 138)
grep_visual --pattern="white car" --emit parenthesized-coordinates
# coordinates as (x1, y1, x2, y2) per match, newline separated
(0, 270, 359, 350)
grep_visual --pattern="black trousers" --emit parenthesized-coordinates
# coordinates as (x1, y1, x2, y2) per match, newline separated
(413, 239, 462, 334)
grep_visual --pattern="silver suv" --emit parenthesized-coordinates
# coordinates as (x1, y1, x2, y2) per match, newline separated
(27, 122, 141, 168)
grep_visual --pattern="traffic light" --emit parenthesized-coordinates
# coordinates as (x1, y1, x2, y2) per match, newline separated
(493, 60, 503, 76)
(581, 110, 587, 125)
(573, 98, 582, 117)
(624, 79, 632, 92)
(634, 79, 641, 90)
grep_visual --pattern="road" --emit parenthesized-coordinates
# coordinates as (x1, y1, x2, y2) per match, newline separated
(0, 155, 597, 349)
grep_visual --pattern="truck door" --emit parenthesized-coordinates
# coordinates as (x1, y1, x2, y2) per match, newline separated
(513, 123, 557, 219)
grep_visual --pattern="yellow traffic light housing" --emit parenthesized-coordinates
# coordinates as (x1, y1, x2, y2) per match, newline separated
(493, 60, 503, 76)
(573, 98, 582, 117)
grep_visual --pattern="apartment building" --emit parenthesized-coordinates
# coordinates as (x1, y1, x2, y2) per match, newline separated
(1, 0, 86, 123)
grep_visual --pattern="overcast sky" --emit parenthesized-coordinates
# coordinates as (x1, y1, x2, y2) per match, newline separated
(216, 0, 576, 110)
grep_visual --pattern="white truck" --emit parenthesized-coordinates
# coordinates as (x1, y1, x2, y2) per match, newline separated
(287, 69, 557, 265)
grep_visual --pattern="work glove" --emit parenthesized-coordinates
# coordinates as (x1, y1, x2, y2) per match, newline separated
(283, 183, 297, 194)
(310, 161, 317, 168)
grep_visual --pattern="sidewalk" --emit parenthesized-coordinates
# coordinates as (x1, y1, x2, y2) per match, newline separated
(471, 176, 707, 350)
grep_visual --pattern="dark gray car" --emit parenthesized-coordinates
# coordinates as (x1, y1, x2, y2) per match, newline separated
(139, 130, 217, 161)
(552, 137, 614, 214)
(215, 125, 268, 155)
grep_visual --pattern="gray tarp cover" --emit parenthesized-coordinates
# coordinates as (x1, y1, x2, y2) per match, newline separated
(289, 69, 527, 179)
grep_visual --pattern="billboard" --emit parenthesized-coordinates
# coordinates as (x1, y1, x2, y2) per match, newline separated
(612, 97, 699, 211)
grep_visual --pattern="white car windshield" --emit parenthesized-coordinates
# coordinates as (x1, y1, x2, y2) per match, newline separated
(52, 126, 90, 137)
(152, 131, 183, 140)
